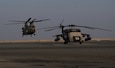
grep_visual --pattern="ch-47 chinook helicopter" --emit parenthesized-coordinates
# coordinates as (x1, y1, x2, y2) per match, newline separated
(8, 18, 50, 37)
(42, 20, 111, 44)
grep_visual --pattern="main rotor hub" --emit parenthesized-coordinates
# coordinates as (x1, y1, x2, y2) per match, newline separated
(64, 29, 81, 33)
(68, 24, 76, 27)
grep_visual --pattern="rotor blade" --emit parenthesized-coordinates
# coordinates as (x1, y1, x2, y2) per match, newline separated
(60, 19, 64, 25)
(38, 26, 59, 30)
(45, 28, 59, 31)
(8, 18, 32, 25)
(75, 25, 112, 31)
(34, 19, 50, 22)
(25, 18, 31, 24)
(5, 22, 25, 25)
(9, 18, 31, 23)
(29, 19, 36, 24)
(39, 19, 64, 30)
(88, 27, 112, 31)
(9, 21, 26, 22)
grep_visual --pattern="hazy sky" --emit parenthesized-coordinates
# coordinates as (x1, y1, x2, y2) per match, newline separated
(0, 0, 115, 40)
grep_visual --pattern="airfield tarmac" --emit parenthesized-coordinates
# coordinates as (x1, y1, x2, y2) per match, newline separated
(0, 41, 115, 68)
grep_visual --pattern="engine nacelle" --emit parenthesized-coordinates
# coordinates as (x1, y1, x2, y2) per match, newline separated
(85, 37, 91, 41)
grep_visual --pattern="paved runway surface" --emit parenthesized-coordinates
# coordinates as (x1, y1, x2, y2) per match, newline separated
(0, 41, 115, 68)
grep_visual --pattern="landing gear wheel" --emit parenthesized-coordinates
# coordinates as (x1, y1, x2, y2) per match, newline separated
(64, 40, 68, 44)
(79, 41, 82, 44)
(79, 37, 83, 44)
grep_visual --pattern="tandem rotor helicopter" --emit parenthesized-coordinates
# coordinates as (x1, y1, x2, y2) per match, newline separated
(7, 18, 50, 37)
(41, 19, 111, 44)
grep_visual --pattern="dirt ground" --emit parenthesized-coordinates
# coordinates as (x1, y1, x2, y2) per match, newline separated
(0, 41, 115, 68)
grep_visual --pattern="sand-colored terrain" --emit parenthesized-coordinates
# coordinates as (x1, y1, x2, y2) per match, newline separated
(0, 38, 115, 43)
(0, 41, 115, 68)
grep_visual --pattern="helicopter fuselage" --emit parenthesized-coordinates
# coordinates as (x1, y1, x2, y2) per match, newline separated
(55, 28, 91, 44)
(22, 23, 36, 36)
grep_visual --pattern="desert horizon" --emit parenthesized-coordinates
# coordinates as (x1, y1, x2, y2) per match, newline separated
(0, 38, 115, 43)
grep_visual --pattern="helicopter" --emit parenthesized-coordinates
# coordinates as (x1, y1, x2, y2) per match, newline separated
(42, 20, 111, 44)
(8, 18, 50, 37)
